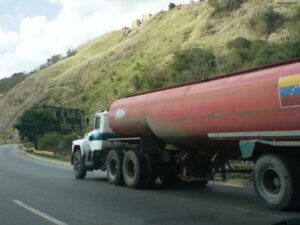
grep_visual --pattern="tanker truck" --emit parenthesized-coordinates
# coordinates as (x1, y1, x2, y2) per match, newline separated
(71, 59, 300, 210)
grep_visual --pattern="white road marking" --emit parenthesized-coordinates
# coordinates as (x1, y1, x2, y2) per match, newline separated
(13, 200, 68, 225)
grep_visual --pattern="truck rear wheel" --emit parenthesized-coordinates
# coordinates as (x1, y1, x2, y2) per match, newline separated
(123, 150, 146, 188)
(106, 150, 124, 185)
(253, 154, 296, 210)
(73, 151, 87, 179)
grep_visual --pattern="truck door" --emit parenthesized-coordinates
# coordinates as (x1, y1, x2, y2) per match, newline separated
(88, 116, 102, 151)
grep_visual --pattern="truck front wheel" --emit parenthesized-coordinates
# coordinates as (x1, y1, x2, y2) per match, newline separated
(106, 150, 124, 185)
(73, 151, 87, 179)
(253, 154, 296, 210)
(123, 150, 146, 188)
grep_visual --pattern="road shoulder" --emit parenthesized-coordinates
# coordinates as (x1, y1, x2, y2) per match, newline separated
(20, 145, 70, 167)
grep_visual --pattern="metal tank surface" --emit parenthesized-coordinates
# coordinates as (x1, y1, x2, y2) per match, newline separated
(109, 59, 300, 147)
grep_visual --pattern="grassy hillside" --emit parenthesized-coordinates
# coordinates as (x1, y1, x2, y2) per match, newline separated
(1, 0, 300, 141)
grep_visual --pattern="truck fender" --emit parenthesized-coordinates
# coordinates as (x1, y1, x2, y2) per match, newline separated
(72, 145, 82, 155)
(239, 139, 300, 160)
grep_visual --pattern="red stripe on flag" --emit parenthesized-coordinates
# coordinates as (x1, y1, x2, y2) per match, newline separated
(281, 95, 300, 107)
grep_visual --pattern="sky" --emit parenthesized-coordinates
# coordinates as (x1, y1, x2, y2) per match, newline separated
(0, 0, 192, 79)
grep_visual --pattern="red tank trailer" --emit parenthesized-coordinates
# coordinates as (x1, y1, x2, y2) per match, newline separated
(108, 60, 300, 210)
(109, 60, 300, 144)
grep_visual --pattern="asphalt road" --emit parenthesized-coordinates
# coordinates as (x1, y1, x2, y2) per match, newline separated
(0, 145, 299, 225)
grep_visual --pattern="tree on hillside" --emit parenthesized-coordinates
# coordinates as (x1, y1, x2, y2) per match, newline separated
(168, 3, 176, 10)
(47, 54, 63, 65)
(14, 109, 60, 149)
(66, 49, 77, 57)
(11, 72, 26, 78)
(39, 54, 63, 70)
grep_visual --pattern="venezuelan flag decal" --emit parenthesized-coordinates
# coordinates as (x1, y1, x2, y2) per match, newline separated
(279, 74, 300, 107)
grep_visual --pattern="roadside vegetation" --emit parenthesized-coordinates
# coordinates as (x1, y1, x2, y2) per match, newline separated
(14, 109, 60, 150)
(22, 132, 78, 161)
(14, 108, 82, 161)
(38, 133, 74, 160)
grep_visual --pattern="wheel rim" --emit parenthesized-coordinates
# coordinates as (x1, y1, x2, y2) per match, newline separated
(73, 155, 80, 174)
(127, 160, 136, 178)
(261, 168, 282, 197)
(109, 158, 117, 176)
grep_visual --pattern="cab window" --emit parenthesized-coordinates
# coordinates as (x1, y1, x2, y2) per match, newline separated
(94, 116, 101, 130)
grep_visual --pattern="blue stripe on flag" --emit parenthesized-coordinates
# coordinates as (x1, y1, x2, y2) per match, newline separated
(280, 85, 300, 97)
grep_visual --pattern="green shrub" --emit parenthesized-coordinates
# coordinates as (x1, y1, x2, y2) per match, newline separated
(253, 40, 300, 66)
(143, 68, 168, 90)
(295, 5, 300, 20)
(81, 95, 87, 102)
(220, 37, 300, 74)
(130, 61, 168, 90)
(38, 133, 73, 156)
(227, 37, 250, 49)
(131, 75, 143, 91)
(38, 133, 61, 151)
(139, 48, 216, 88)
(248, 8, 285, 35)
(208, 0, 246, 14)
(167, 48, 217, 83)
(292, 6, 300, 39)
(58, 135, 73, 156)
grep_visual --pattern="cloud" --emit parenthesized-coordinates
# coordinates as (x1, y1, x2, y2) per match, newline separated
(0, 0, 191, 78)
(0, 29, 18, 53)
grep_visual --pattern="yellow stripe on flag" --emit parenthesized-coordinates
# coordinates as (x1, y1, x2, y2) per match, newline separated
(279, 74, 300, 88)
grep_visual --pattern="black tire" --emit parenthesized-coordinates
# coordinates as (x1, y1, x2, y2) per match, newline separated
(290, 158, 300, 207)
(73, 151, 87, 179)
(195, 180, 209, 187)
(123, 150, 146, 188)
(144, 154, 159, 188)
(106, 150, 124, 185)
(253, 154, 296, 210)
